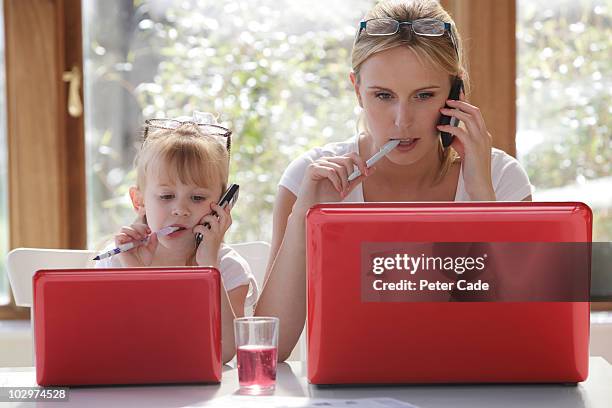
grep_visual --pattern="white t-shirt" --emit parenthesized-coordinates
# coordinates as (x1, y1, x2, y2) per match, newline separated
(95, 242, 259, 307)
(279, 136, 533, 201)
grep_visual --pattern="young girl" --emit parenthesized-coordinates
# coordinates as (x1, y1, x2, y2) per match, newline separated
(256, 0, 533, 360)
(96, 117, 257, 364)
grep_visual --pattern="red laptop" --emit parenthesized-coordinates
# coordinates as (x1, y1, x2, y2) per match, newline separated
(306, 202, 591, 384)
(33, 267, 221, 386)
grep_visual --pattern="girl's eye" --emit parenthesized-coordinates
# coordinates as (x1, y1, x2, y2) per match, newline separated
(415, 92, 434, 100)
(192, 196, 207, 202)
(159, 194, 174, 200)
(375, 92, 393, 100)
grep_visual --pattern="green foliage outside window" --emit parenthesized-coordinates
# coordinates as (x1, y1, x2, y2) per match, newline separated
(85, 0, 369, 246)
(85, 0, 611, 247)
(517, 0, 611, 240)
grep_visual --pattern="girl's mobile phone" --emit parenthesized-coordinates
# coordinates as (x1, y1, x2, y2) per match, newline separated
(438, 77, 464, 148)
(216, 183, 240, 211)
(195, 184, 240, 247)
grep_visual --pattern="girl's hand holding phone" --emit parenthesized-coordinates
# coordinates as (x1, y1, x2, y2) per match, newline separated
(114, 223, 158, 267)
(194, 203, 232, 267)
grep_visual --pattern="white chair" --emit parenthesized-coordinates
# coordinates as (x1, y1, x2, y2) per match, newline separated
(7, 243, 269, 312)
(6, 242, 306, 361)
(228, 241, 270, 308)
(230, 242, 305, 361)
(7, 248, 98, 308)
(6, 248, 98, 365)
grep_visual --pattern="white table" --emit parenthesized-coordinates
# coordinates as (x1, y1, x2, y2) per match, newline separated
(1, 358, 611, 407)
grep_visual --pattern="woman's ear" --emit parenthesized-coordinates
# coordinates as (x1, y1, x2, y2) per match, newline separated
(129, 186, 145, 218)
(349, 71, 363, 108)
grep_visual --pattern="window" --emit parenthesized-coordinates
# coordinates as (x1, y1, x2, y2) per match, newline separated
(83, 0, 371, 247)
(517, 0, 611, 299)
(517, 0, 610, 237)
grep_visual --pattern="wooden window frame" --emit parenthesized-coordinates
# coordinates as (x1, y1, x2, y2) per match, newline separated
(440, 0, 517, 157)
(1, 0, 85, 319)
(441, 0, 611, 311)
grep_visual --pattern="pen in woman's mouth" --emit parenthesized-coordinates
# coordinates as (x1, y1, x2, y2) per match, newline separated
(347, 139, 401, 182)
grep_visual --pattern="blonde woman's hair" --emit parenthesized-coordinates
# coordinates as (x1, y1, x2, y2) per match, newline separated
(135, 122, 229, 197)
(352, 0, 468, 184)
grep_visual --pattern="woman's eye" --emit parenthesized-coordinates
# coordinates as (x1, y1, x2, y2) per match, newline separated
(415, 92, 434, 100)
(375, 92, 393, 100)
(192, 196, 207, 202)
(159, 194, 174, 200)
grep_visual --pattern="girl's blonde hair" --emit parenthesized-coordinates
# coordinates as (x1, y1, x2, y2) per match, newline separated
(135, 122, 229, 195)
(352, 0, 468, 184)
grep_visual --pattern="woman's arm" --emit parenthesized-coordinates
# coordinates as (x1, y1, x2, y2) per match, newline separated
(256, 187, 306, 361)
(221, 284, 248, 364)
(439, 95, 495, 201)
(263, 187, 297, 284)
(257, 154, 369, 361)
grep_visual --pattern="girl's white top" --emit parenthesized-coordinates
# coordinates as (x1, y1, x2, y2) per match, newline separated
(95, 242, 259, 308)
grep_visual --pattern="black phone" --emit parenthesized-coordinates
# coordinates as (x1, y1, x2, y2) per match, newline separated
(438, 77, 464, 148)
(195, 183, 240, 248)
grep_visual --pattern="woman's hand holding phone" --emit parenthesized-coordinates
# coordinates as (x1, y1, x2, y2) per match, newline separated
(437, 91, 495, 201)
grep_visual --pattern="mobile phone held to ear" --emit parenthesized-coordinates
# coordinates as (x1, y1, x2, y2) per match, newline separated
(195, 184, 240, 248)
(438, 77, 464, 148)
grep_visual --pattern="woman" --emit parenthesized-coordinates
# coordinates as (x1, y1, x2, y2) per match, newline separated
(256, 0, 532, 361)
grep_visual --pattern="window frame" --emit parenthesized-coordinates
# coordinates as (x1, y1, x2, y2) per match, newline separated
(1, 0, 85, 319)
(440, 0, 517, 156)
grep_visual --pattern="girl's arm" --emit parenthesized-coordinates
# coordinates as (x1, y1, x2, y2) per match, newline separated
(194, 204, 249, 363)
(220, 284, 248, 364)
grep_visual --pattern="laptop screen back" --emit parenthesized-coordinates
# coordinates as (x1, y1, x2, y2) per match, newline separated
(33, 267, 221, 386)
(306, 202, 591, 384)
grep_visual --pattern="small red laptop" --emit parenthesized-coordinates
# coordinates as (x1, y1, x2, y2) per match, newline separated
(306, 202, 591, 384)
(33, 267, 221, 386)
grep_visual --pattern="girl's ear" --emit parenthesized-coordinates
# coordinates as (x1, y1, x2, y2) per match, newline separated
(350, 71, 363, 108)
(129, 186, 145, 218)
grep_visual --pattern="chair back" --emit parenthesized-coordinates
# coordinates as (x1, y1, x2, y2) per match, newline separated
(7, 248, 97, 307)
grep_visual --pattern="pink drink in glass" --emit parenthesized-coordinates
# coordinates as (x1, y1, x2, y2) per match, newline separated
(237, 345, 277, 392)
